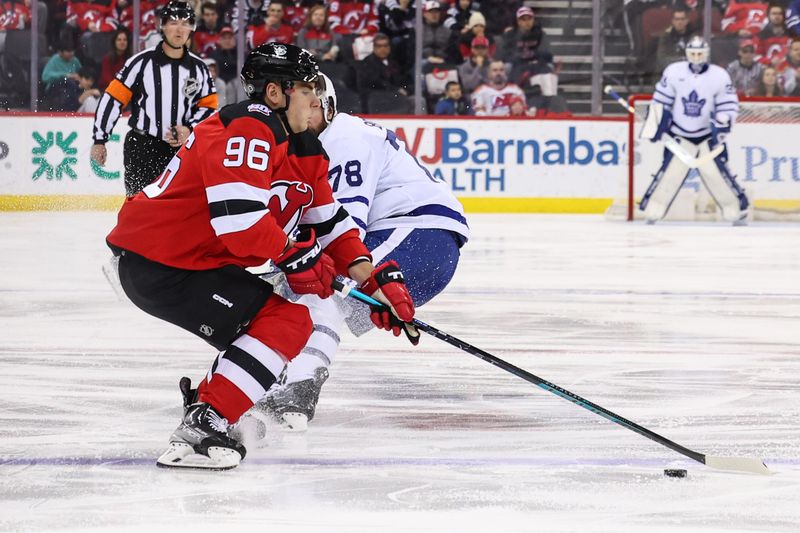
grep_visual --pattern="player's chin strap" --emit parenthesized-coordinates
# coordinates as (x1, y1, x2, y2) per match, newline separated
(331, 280, 772, 476)
(274, 81, 299, 133)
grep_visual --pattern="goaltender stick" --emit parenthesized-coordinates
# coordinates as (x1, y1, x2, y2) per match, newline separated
(640, 36, 749, 224)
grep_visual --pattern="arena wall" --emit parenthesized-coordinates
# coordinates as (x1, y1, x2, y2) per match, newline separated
(0, 113, 795, 212)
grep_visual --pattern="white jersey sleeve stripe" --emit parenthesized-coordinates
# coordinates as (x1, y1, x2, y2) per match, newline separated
(654, 89, 674, 101)
(301, 203, 340, 224)
(209, 210, 269, 236)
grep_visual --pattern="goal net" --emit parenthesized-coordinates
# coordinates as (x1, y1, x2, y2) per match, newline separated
(606, 95, 800, 222)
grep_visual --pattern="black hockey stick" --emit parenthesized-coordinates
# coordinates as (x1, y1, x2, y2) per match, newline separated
(333, 280, 771, 475)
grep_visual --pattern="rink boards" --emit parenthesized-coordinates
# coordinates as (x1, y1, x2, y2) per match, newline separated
(0, 113, 797, 212)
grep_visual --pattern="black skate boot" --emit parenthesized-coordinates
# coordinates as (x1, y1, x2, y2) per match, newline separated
(156, 377, 247, 470)
(253, 367, 330, 432)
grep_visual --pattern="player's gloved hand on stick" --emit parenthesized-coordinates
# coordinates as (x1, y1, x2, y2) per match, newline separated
(360, 261, 419, 345)
(276, 228, 336, 298)
(710, 116, 731, 149)
(651, 107, 673, 142)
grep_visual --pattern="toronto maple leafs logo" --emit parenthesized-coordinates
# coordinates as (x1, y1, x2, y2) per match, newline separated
(681, 90, 706, 118)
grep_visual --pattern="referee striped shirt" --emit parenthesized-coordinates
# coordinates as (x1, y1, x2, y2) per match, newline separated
(93, 42, 218, 144)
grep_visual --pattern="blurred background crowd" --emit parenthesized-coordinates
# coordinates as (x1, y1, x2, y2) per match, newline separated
(1, 0, 799, 116)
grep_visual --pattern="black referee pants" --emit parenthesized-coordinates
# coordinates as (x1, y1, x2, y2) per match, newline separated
(123, 130, 179, 196)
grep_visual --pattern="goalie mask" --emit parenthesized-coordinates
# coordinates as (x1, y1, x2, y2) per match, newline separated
(685, 36, 710, 68)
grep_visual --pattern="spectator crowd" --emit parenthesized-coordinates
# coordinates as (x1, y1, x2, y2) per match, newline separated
(2, 0, 799, 114)
(630, 0, 800, 97)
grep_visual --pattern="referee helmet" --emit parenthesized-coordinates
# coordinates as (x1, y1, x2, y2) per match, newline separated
(241, 43, 320, 100)
(160, 1, 196, 28)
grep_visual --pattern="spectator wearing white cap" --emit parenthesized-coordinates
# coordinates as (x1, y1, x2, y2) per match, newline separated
(422, 0, 455, 64)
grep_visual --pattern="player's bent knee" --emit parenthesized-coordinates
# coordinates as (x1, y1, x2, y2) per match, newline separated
(246, 296, 313, 360)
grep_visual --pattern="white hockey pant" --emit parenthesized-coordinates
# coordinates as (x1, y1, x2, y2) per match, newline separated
(283, 293, 346, 385)
(695, 141, 749, 222)
(640, 138, 696, 222)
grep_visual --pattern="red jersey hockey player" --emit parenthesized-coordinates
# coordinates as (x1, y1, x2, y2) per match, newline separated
(328, 0, 379, 35)
(106, 43, 415, 470)
(0, 0, 31, 30)
(66, 0, 117, 32)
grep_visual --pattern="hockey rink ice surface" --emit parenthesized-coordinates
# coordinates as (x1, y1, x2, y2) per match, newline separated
(1, 212, 799, 532)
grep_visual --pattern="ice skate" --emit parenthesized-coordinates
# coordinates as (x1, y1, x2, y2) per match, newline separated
(156, 377, 246, 470)
(252, 367, 329, 432)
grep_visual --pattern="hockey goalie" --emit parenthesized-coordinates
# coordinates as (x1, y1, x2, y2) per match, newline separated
(640, 36, 750, 225)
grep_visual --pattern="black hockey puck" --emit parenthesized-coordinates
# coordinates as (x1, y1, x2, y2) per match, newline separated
(664, 469, 687, 478)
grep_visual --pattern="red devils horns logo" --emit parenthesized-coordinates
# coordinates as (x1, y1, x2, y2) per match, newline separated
(267, 181, 314, 233)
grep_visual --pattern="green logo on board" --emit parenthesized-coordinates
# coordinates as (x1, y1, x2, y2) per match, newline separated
(31, 131, 78, 180)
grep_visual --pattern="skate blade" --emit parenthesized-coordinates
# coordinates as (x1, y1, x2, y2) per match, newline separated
(156, 442, 241, 470)
(280, 412, 308, 432)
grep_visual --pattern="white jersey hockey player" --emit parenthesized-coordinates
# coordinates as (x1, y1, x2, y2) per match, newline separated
(640, 36, 749, 224)
(240, 74, 470, 433)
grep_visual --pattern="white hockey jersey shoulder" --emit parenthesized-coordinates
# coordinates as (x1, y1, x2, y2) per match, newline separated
(653, 61, 739, 138)
(319, 113, 470, 241)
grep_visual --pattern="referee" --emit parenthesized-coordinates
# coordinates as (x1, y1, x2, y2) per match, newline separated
(91, 1, 219, 196)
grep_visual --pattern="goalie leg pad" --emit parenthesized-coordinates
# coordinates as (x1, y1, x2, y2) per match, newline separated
(640, 142, 694, 222)
(695, 141, 749, 222)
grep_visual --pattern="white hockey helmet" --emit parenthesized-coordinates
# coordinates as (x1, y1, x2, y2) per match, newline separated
(318, 72, 338, 124)
(685, 36, 710, 67)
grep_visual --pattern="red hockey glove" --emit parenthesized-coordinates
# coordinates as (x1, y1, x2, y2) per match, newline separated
(360, 261, 419, 345)
(276, 228, 336, 298)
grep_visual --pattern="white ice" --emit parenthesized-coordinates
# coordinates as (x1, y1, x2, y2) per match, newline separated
(1, 213, 799, 532)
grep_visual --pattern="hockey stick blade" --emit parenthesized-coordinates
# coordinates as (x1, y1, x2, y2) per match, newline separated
(704, 456, 772, 475)
(333, 281, 773, 475)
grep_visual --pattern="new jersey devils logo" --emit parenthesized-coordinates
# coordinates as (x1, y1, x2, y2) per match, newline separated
(267, 181, 314, 233)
